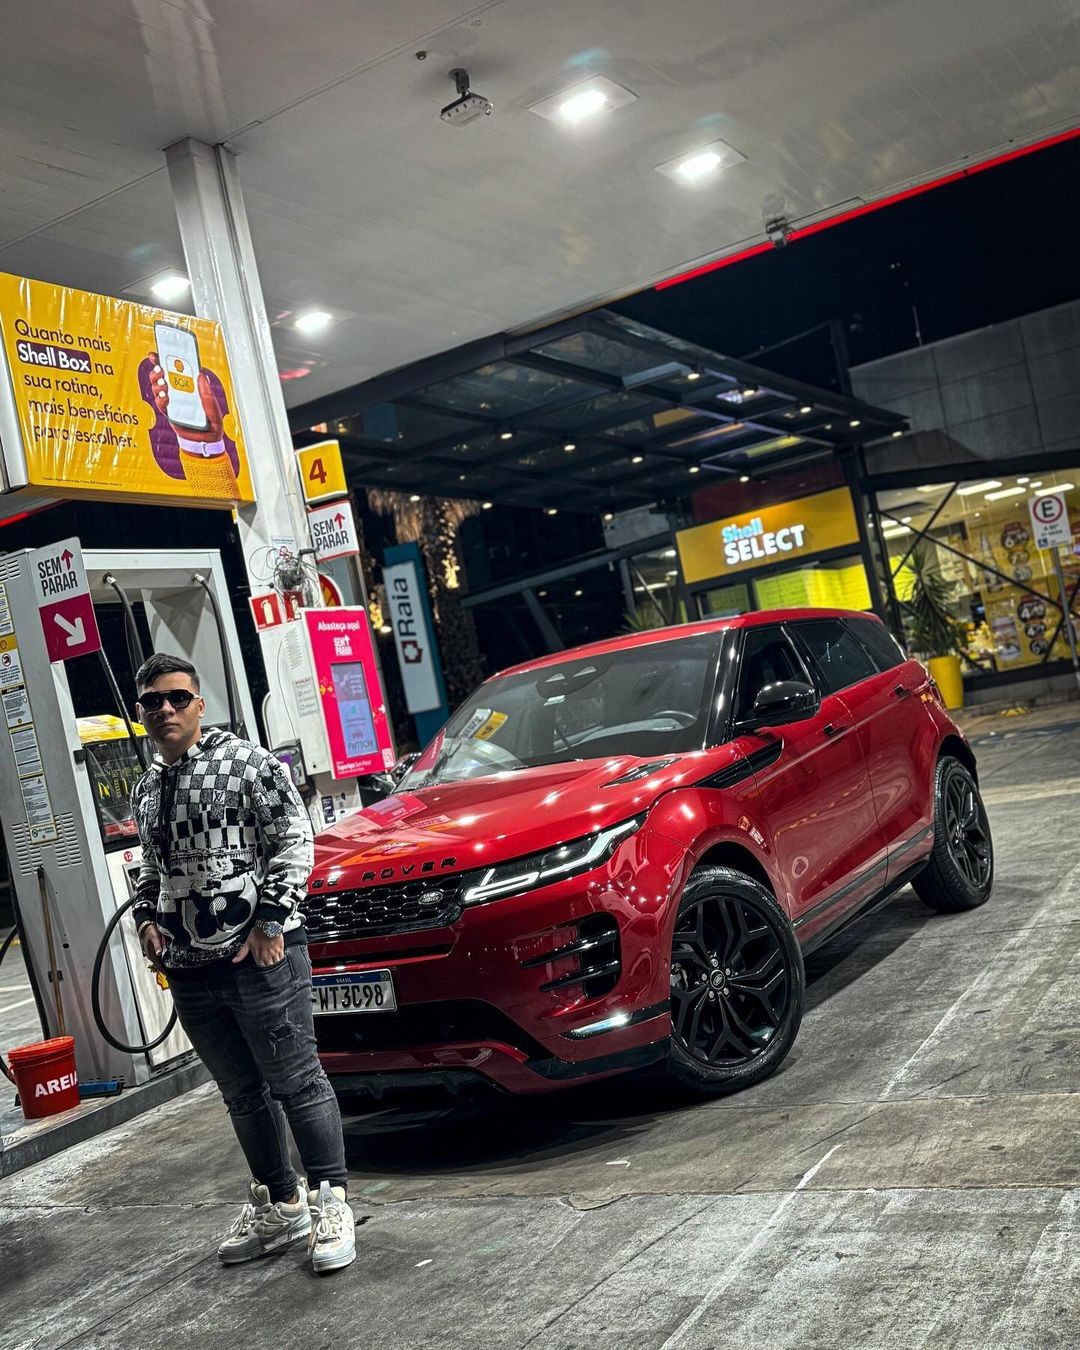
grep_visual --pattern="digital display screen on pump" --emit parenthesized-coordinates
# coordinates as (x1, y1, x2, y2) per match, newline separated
(77, 716, 147, 844)
(332, 662, 379, 760)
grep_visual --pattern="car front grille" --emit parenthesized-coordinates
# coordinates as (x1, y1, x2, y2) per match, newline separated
(314, 998, 549, 1060)
(304, 875, 469, 940)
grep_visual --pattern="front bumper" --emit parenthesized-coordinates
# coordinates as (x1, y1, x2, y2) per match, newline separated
(309, 826, 686, 1094)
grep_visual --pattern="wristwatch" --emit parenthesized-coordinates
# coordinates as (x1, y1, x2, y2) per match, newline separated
(254, 919, 285, 938)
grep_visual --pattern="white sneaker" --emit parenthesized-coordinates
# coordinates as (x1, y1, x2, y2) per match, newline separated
(307, 1180, 356, 1274)
(217, 1178, 312, 1265)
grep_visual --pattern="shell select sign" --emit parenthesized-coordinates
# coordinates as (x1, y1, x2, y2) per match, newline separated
(676, 487, 861, 584)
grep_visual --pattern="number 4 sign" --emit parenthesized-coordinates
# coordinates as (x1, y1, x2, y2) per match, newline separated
(296, 439, 347, 505)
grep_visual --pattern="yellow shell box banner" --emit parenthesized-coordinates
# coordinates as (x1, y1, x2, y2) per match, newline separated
(677, 486, 861, 584)
(0, 271, 254, 507)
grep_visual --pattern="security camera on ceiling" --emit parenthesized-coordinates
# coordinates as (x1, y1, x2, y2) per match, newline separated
(440, 69, 492, 126)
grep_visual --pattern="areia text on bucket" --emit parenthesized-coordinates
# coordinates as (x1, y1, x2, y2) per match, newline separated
(722, 516, 807, 565)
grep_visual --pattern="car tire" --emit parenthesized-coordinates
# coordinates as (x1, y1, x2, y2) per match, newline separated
(913, 756, 994, 913)
(665, 864, 804, 1097)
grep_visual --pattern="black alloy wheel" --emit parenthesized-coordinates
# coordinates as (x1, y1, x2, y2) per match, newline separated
(666, 865, 804, 1096)
(914, 756, 995, 913)
(942, 765, 993, 890)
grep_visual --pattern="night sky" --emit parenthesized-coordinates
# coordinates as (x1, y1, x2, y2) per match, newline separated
(615, 134, 1080, 391)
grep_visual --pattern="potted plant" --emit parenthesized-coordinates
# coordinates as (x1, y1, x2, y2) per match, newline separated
(906, 544, 967, 708)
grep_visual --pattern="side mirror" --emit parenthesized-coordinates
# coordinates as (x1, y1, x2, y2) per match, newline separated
(390, 752, 420, 785)
(748, 680, 818, 727)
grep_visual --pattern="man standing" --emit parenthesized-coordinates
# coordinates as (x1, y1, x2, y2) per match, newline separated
(130, 652, 355, 1274)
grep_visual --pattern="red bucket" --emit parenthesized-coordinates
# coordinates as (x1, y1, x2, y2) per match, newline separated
(7, 1036, 80, 1120)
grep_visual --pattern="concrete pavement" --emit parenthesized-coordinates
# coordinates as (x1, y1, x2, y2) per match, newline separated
(1, 710, 1078, 1348)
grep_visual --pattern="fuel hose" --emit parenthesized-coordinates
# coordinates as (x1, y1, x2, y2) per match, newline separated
(90, 895, 178, 1055)
(192, 572, 245, 737)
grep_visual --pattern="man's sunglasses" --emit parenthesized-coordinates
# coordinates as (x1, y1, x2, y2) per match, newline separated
(137, 690, 197, 713)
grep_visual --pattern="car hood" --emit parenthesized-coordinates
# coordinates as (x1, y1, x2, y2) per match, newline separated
(310, 752, 715, 885)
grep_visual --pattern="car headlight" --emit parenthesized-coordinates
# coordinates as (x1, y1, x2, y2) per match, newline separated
(461, 815, 644, 907)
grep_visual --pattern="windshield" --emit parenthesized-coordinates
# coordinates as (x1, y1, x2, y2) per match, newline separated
(401, 633, 719, 789)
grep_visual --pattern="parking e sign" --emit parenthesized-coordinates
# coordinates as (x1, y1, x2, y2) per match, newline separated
(1029, 492, 1072, 550)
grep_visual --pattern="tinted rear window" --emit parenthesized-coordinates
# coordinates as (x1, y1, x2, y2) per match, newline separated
(791, 619, 877, 695)
(847, 617, 907, 672)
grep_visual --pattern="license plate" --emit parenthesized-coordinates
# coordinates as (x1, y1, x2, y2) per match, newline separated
(311, 969, 396, 1015)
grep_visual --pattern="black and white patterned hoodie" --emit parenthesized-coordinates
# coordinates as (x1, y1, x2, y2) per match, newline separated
(131, 728, 314, 970)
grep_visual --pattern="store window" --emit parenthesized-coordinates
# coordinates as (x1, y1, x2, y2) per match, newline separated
(875, 471, 1080, 675)
(624, 545, 686, 629)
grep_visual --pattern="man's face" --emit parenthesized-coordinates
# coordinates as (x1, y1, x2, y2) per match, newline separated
(136, 673, 205, 759)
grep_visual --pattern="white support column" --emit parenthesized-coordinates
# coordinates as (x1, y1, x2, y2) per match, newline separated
(164, 138, 310, 564)
(164, 139, 362, 826)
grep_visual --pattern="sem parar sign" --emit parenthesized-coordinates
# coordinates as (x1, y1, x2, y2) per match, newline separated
(677, 486, 861, 584)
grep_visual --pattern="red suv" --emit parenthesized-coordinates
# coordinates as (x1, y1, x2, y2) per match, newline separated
(306, 610, 992, 1098)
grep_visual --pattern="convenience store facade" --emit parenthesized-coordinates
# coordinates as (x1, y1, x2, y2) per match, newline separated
(676, 482, 874, 619)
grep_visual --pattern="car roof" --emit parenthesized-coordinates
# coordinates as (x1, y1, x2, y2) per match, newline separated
(490, 608, 883, 681)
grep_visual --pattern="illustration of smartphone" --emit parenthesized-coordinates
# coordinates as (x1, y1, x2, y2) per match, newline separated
(153, 321, 208, 432)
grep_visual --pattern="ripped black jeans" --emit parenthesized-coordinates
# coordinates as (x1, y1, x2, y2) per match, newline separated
(168, 945, 348, 1202)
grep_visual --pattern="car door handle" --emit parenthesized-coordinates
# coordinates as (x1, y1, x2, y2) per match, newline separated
(892, 684, 912, 698)
(823, 721, 849, 738)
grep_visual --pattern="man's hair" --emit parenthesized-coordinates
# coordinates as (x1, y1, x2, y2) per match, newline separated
(135, 652, 200, 692)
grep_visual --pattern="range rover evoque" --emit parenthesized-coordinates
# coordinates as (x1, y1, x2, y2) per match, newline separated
(304, 610, 993, 1098)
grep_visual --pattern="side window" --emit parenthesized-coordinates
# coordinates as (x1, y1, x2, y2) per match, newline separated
(734, 628, 808, 722)
(791, 619, 877, 696)
(847, 617, 907, 672)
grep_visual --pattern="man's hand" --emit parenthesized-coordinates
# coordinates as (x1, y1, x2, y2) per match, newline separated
(139, 922, 166, 972)
(232, 926, 285, 968)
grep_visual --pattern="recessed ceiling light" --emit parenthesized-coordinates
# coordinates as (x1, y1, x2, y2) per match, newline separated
(1036, 482, 1073, 495)
(561, 88, 608, 123)
(1029, 481, 1044, 488)
(742, 388, 759, 399)
(529, 76, 638, 127)
(1017, 476, 1030, 485)
(482, 501, 493, 510)
(563, 441, 576, 452)
(984, 486, 1027, 501)
(500, 429, 514, 440)
(799, 404, 812, 415)
(849, 419, 861, 428)
(545, 507, 558, 515)
(686, 370, 702, 381)
(892, 430, 903, 438)
(295, 310, 333, 334)
(603, 512, 615, 522)
(688, 466, 701, 474)
(631, 455, 645, 464)
(574, 589, 583, 597)
(655, 139, 746, 184)
(957, 480, 1002, 496)
(409, 494, 421, 502)
(150, 273, 191, 303)
(739, 475, 750, 483)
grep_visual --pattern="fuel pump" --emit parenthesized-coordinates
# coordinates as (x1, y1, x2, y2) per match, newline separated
(0, 545, 257, 1086)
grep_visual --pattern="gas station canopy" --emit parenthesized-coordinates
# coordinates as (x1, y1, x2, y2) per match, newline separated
(1, 2, 1077, 411)
(290, 311, 905, 512)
